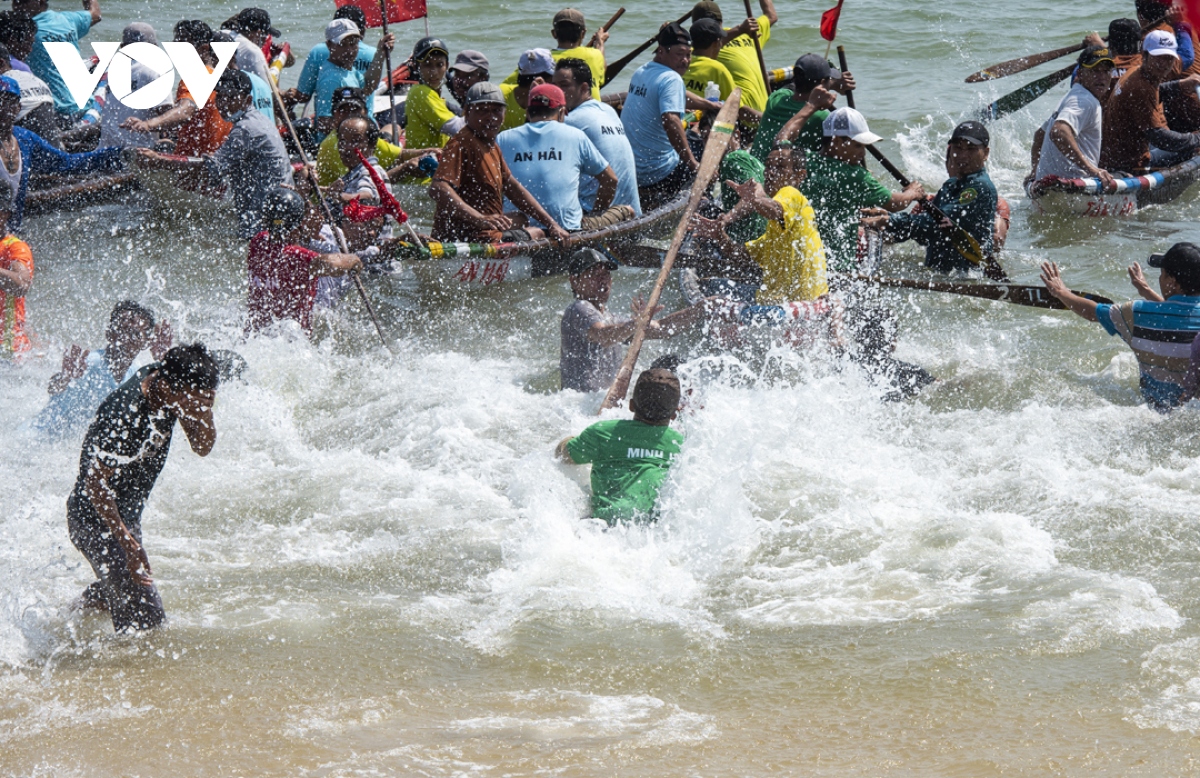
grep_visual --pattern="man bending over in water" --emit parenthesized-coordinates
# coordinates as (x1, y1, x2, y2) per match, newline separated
(67, 344, 220, 632)
(556, 367, 683, 525)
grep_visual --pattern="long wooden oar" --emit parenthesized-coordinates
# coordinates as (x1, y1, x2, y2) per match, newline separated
(605, 9, 692, 84)
(590, 7, 626, 50)
(377, 0, 400, 144)
(856, 274, 1113, 310)
(980, 62, 1076, 123)
(742, 0, 771, 97)
(838, 47, 1008, 281)
(267, 73, 391, 348)
(966, 42, 1083, 83)
(599, 90, 742, 411)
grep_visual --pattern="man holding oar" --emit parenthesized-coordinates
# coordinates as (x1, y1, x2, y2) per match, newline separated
(749, 53, 854, 163)
(689, 0, 777, 113)
(1041, 242, 1200, 412)
(1027, 46, 1116, 188)
(863, 121, 998, 275)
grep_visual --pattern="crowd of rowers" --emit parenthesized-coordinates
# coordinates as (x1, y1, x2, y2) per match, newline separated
(5, 0, 1200, 412)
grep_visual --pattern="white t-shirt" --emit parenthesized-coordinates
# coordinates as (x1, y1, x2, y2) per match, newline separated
(7, 69, 53, 120)
(1036, 82, 1103, 180)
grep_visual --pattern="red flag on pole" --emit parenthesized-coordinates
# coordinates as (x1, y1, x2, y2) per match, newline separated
(820, 0, 845, 42)
(335, 0, 426, 28)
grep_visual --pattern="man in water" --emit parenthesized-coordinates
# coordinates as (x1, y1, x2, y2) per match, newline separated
(34, 301, 172, 437)
(1027, 47, 1116, 187)
(555, 367, 684, 525)
(429, 82, 568, 243)
(1041, 242, 1200, 411)
(862, 121, 999, 275)
(67, 344, 220, 632)
(496, 83, 621, 233)
(560, 248, 701, 392)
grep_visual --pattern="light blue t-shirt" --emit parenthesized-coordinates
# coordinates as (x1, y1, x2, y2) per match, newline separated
(566, 99, 642, 217)
(31, 349, 129, 438)
(497, 121, 609, 231)
(27, 9, 94, 115)
(296, 42, 376, 96)
(620, 61, 686, 186)
(247, 72, 276, 122)
(313, 60, 376, 118)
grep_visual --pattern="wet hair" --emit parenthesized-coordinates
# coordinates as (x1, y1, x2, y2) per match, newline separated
(159, 343, 220, 392)
(0, 12, 36, 48)
(553, 21, 585, 43)
(332, 4, 367, 31)
(631, 368, 681, 423)
(109, 300, 156, 329)
(1135, 0, 1170, 24)
(1108, 18, 1142, 56)
(649, 353, 683, 373)
(555, 57, 593, 88)
(174, 19, 214, 47)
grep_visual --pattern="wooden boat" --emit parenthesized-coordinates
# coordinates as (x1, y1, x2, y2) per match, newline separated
(24, 171, 139, 214)
(400, 194, 690, 288)
(1027, 156, 1200, 217)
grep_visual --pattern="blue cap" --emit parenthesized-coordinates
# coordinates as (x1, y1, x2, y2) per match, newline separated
(0, 76, 20, 98)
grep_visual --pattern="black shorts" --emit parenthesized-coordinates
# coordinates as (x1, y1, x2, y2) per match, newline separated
(67, 495, 165, 632)
(638, 159, 696, 212)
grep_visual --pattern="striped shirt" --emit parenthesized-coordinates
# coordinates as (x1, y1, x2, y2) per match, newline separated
(1096, 295, 1200, 409)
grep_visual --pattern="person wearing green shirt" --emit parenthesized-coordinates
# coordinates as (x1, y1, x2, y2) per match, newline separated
(800, 107, 925, 271)
(556, 368, 684, 525)
(750, 53, 855, 164)
(689, 0, 778, 112)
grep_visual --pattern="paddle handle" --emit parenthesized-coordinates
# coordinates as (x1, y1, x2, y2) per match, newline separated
(965, 42, 1083, 83)
(267, 72, 391, 348)
(378, 0, 400, 145)
(605, 9, 692, 83)
(742, 0, 770, 96)
(596, 7, 625, 37)
(837, 47, 912, 186)
(599, 90, 743, 412)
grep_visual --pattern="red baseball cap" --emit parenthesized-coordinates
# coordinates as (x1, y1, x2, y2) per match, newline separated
(527, 83, 566, 109)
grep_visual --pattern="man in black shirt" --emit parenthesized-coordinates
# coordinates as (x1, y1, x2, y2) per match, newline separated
(67, 344, 220, 632)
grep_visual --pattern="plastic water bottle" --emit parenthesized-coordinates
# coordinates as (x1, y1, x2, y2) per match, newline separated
(705, 81, 722, 105)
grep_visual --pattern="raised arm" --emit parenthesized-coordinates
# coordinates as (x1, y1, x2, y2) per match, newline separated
(1041, 261, 1099, 321)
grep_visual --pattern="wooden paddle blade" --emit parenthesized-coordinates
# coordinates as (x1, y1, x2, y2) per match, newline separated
(980, 62, 1076, 123)
(965, 43, 1083, 83)
(599, 90, 743, 412)
(857, 275, 1114, 309)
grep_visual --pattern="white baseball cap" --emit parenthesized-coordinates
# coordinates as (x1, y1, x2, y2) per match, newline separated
(1143, 29, 1179, 59)
(822, 107, 882, 144)
(325, 18, 361, 44)
(518, 48, 555, 76)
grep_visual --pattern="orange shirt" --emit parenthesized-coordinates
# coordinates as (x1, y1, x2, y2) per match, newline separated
(0, 234, 33, 357)
(175, 77, 233, 156)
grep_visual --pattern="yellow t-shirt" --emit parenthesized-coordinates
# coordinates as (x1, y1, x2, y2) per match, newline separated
(502, 45, 606, 101)
(405, 83, 456, 149)
(718, 15, 771, 111)
(499, 83, 527, 131)
(684, 55, 736, 101)
(746, 186, 828, 303)
(316, 134, 404, 186)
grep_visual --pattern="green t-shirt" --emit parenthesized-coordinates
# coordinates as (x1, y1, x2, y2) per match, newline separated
(800, 151, 892, 271)
(684, 55, 736, 101)
(566, 419, 684, 525)
(749, 88, 829, 164)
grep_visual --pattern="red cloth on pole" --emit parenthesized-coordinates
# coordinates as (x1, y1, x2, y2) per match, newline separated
(820, 0, 845, 42)
(1181, 0, 1200, 30)
(335, 0, 427, 28)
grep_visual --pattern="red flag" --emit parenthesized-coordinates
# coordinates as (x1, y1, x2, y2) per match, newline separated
(335, 0, 427, 29)
(820, 0, 845, 42)
(1181, 0, 1200, 30)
